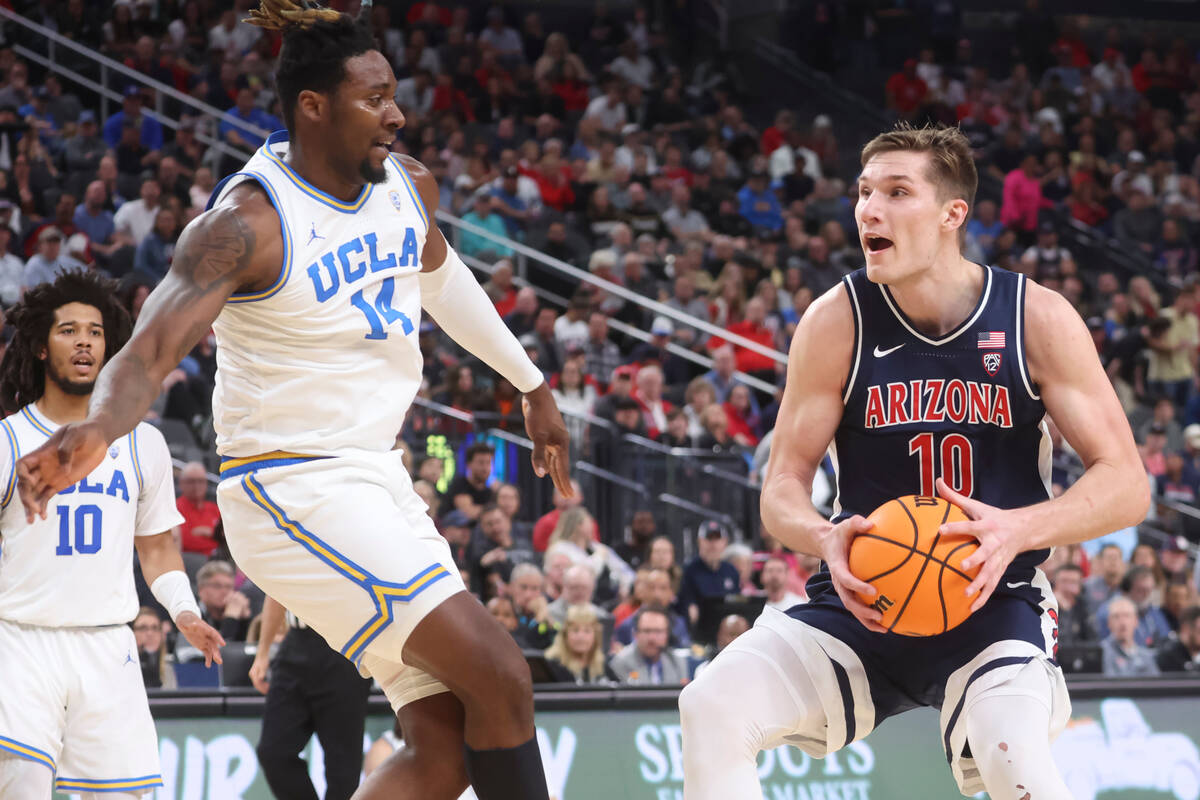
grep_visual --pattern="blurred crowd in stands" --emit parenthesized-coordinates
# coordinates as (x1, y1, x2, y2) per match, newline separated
(4, 0, 1200, 683)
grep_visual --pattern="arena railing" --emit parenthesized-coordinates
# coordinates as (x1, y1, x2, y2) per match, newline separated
(459, 251, 781, 397)
(1, 7, 264, 167)
(439, 210, 789, 370)
(407, 396, 762, 557)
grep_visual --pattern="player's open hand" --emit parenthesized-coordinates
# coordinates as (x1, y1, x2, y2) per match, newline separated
(521, 383, 573, 497)
(935, 478, 1028, 614)
(176, 611, 226, 668)
(818, 515, 888, 634)
(16, 421, 109, 523)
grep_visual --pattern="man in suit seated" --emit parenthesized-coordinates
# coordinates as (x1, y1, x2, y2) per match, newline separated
(609, 607, 688, 686)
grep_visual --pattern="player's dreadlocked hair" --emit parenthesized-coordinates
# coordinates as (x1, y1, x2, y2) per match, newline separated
(0, 271, 132, 413)
(244, 0, 377, 134)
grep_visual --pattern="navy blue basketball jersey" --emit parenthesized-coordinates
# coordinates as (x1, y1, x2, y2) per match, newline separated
(807, 264, 1052, 603)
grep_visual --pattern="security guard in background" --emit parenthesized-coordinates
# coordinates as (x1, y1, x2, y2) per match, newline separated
(250, 597, 372, 800)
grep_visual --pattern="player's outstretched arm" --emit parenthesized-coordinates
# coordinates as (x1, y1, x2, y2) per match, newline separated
(761, 284, 885, 632)
(135, 531, 226, 666)
(403, 154, 572, 497)
(16, 184, 281, 520)
(938, 282, 1151, 611)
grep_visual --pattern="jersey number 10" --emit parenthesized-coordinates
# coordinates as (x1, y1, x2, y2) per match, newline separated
(908, 433, 974, 497)
(55, 504, 103, 556)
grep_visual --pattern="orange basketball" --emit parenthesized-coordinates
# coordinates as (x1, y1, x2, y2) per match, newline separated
(847, 495, 981, 637)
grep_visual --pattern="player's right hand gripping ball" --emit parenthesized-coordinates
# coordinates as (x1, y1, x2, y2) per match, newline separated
(848, 495, 980, 636)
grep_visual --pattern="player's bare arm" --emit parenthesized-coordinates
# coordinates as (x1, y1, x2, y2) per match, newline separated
(938, 281, 1150, 611)
(760, 284, 885, 632)
(249, 596, 287, 694)
(135, 531, 226, 666)
(16, 184, 282, 519)
(404, 154, 573, 496)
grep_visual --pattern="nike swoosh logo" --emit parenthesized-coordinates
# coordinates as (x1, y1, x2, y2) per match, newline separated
(873, 344, 905, 357)
(1005, 581, 1029, 589)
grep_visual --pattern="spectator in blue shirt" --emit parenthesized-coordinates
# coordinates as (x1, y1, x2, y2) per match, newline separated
(676, 521, 741, 630)
(73, 180, 130, 267)
(17, 87, 57, 148)
(102, 86, 164, 152)
(219, 86, 280, 152)
(965, 199, 1005, 261)
(460, 195, 514, 258)
(736, 170, 783, 232)
(133, 207, 178, 282)
(491, 166, 531, 237)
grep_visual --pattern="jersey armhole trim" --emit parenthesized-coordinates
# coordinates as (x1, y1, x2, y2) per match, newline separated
(841, 276, 863, 404)
(129, 428, 145, 495)
(1015, 274, 1041, 401)
(389, 154, 430, 233)
(226, 170, 293, 304)
(0, 419, 18, 509)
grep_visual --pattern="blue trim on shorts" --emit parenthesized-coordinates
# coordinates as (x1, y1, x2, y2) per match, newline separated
(239, 472, 452, 666)
(219, 455, 328, 481)
(0, 733, 56, 772)
(942, 655, 1035, 764)
(55, 774, 164, 792)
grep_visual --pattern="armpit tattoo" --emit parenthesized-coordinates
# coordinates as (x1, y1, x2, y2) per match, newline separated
(176, 211, 255, 292)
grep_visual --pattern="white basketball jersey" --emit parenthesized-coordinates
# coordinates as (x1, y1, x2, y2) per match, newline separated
(208, 132, 430, 458)
(0, 405, 183, 627)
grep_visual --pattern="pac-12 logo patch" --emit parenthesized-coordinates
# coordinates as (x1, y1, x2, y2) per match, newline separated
(109, 445, 120, 459)
(388, 190, 403, 212)
(982, 352, 1002, 376)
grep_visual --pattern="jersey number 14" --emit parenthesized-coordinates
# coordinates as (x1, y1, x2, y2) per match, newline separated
(908, 433, 974, 497)
(55, 504, 103, 556)
(350, 276, 414, 340)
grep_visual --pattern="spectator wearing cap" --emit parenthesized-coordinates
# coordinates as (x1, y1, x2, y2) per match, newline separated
(677, 521, 740, 627)
(737, 169, 783, 233)
(0, 225, 24, 306)
(114, 177, 163, 248)
(219, 84, 280, 152)
(1112, 150, 1153, 201)
(25, 193, 86, 262)
(1020, 222, 1076, 284)
(102, 85, 164, 152)
(885, 59, 928, 119)
(490, 165, 533, 237)
(23, 227, 86, 289)
(61, 110, 106, 189)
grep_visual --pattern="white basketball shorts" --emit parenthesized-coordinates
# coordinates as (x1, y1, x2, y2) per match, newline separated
(0, 618, 163, 794)
(217, 449, 466, 710)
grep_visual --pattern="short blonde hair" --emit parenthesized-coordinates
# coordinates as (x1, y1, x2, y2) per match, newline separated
(860, 123, 977, 242)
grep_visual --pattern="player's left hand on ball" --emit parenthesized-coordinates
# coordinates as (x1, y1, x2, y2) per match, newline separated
(522, 384, 572, 496)
(177, 611, 226, 667)
(935, 478, 1027, 614)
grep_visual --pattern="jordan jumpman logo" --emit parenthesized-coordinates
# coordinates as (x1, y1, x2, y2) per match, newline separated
(124, 651, 136, 666)
(308, 223, 325, 246)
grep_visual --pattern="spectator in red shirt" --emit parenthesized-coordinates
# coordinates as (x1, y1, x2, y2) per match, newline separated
(712, 296, 779, 380)
(760, 110, 795, 157)
(885, 59, 928, 119)
(177, 461, 221, 556)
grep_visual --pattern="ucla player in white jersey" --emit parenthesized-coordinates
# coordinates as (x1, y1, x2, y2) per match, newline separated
(16, 4, 572, 800)
(0, 272, 224, 800)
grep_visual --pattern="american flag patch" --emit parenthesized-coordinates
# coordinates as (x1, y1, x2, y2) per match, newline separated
(977, 331, 1006, 349)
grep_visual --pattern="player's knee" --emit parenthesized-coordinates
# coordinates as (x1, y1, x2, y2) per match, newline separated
(460, 644, 533, 722)
(680, 678, 739, 734)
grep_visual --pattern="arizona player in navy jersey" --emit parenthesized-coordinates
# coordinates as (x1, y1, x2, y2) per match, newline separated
(680, 125, 1149, 799)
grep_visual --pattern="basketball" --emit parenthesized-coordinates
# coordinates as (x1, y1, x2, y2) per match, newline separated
(848, 496, 981, 637)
